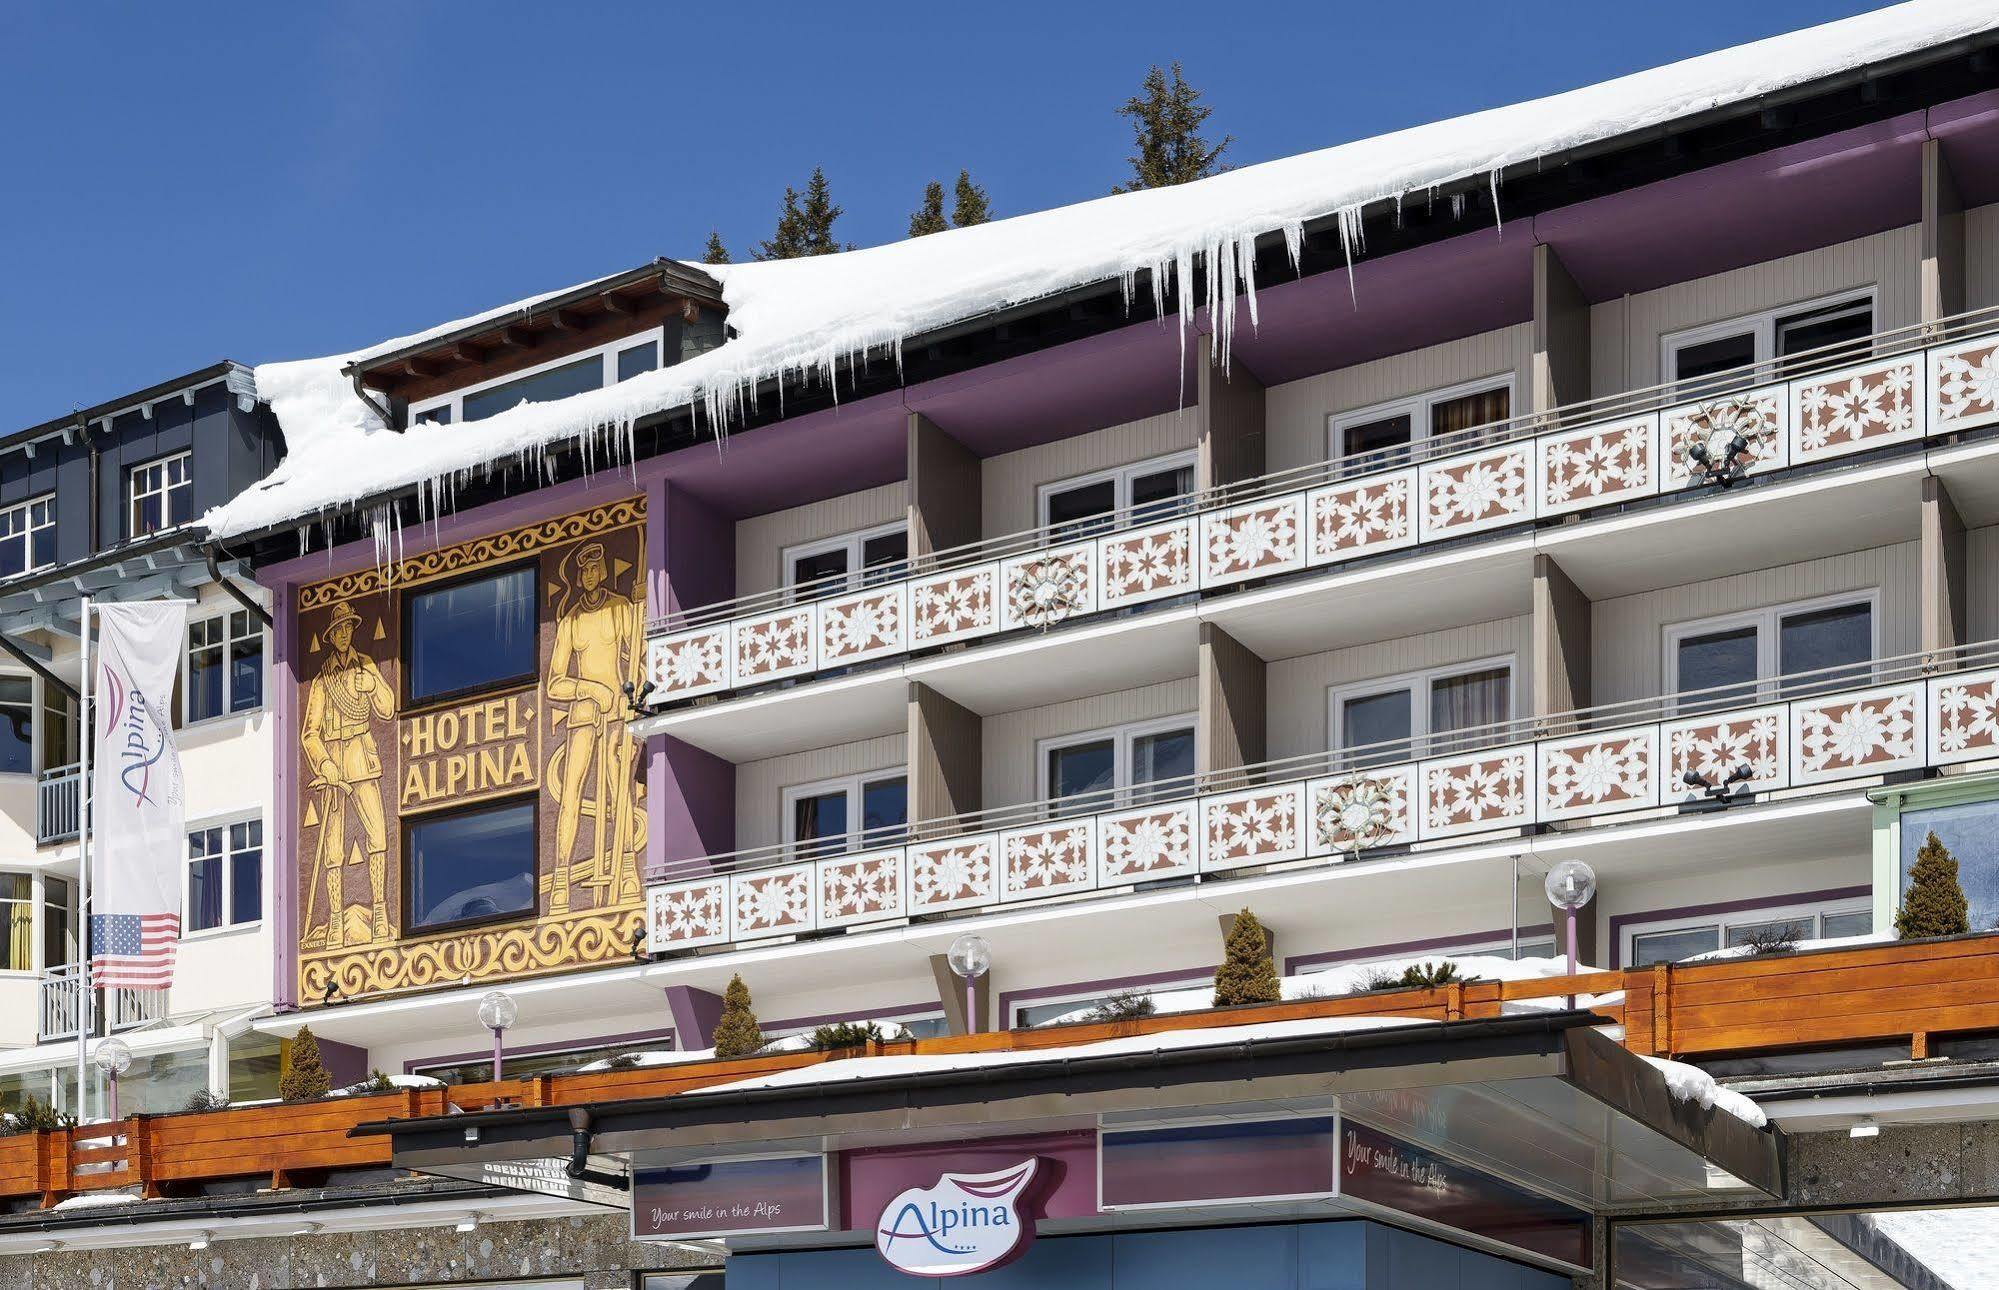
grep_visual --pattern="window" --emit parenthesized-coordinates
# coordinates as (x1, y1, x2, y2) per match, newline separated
(1038, 452, 1198, 541)
(1664, 592, 1876, 710)
(404, 564, 537, 705)
(186, 820, 262, 933)
(184, 610, 264, 723)
(40, 686, 76, 772)
(785, 770, 909, 859)
(0, 676, 30, 775)
(0, 874, 28, 971)
(407, 328, 666, 427)
(1012, 979, 1209, 1028)
(1899, 797, 1999, 933)
(406, 798, 537, 932)
(413, 1037, 670, 1085)
(1038, 715, 1197, 811)
(1623, 900, 1871, 966)
(783, 523, 909, 598)
(1328, 377, 1514, 467)
(1300, 934, 1560, 976)
(128, 451, 193, 538)
(1329, 658, 1514, 766)
(43, 876, 73, 969)
(0, 495, 54, 576)
(1663, 291, 1875, 391)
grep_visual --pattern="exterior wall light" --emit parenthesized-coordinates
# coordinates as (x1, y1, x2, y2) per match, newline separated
(478, 990, 519, 1081)
(93, 1037, 133, 1120)
(1543, 859, 1598, 986)
(947, 934, 993, 1034)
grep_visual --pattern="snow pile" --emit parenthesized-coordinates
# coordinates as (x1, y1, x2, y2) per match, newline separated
(1032, 955, 1612, 1027)
(571, 1021, 917, 1071)
(1679, 929, 1892, 963)
(208, 1, 1999, 543)
(1637, 1054, 1768, 1128)
(329, 1072, 445, 1097)
(703, 1015, 1441, 1093)
(1871, 1207, 1999, 1289)
(50, 1191, 142, 1211)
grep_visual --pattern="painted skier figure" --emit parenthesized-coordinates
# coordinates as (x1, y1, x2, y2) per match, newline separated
(300, 602, 395, 949)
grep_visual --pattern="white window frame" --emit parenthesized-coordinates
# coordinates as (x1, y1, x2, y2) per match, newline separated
(0, 494, 55, 577)
(1326, 374, 1516, 463)
(1662, 589, 1881, 706)
(1036, 713, 1198, 807)
(1036, 449, 1198, 533)
(782, 766, 910, 853)
(182, 608, 268, 726)
(183, 814, 264, 938)
(0, 870, 32, 975)
(406, 326, 667, 426)
(1327, 654, 1518, 755)
(0, 671, 35, 779)
(1620, 896, 1873, 967)
(128, 450, 192, 538)
(1659, 287, 1877, 388)
(1009, 977, 1209, 1029)
(780, 520, 909, 598)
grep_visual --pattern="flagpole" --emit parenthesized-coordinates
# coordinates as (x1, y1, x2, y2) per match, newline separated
(76, 596, 92, 1123)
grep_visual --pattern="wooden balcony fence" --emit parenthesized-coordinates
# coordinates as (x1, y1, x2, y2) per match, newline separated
(6, 934, 1997, 1210)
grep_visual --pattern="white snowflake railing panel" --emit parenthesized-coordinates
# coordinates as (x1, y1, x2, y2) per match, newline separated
(1536, 416, 1657, 518)
(1419, 443, 1533, 541)
(1662, 705, 1789, 802)
(1200, 497, 1305, 586)
(645, 650, 1999, 957)
(644, 317, 1999, 709)
(1538, 726, 1659, 822)
(1790, 354, 1923, 465)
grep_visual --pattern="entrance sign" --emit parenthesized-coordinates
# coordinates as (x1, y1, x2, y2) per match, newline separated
(631, 1154, 832, 1241)
(875, 1160, 1039, 1277)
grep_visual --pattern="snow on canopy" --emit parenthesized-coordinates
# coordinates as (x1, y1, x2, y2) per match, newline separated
(209, 0, 1999, 543)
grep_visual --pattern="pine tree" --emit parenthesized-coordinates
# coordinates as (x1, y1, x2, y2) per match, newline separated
(702, 231, 731, 265)
(1113, 62, 1232, 193)
(1896, 830, 1972, 938)
(1213, 909, 1281, 1007)
(909, 181, 948, 237)
(281, 1025, 331, 1102)
(756, 168, 849, 260)
(711, 973, 765, 1059)
(951, 170, 991, 227)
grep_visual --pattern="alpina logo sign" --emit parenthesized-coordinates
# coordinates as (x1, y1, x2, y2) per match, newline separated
(875, 1160, 1039, 1277)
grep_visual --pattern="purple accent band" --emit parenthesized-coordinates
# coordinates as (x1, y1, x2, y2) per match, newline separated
(1606, 885, 1870, 968)
(270, 577, 298, 1010)
(663, 985, 724, 1049)
(1285, 925, 1555, 975)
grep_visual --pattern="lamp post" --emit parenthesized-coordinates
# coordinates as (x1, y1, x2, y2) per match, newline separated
(93, 1037, 132, 1121)
(1543, 860, 1598, 1007)
(946, 934, 991, 1035)
(477, 990, 517, 1081)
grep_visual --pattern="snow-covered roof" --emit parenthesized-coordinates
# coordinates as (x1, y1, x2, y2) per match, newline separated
(209, 0, 1999, 541)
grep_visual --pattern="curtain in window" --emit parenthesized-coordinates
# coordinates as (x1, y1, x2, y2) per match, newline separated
(1, 876, 30, 972)
(1428, 668, 1510, 753)
(1430, 388, 1511, 444)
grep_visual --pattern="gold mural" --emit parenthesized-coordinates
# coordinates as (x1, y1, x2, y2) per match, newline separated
(296, 498, 649, 1003)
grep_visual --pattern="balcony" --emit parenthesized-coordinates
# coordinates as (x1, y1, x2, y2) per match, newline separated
(642, 307, 1999, 715)
(36, 762, 81, 845)
(36, 963, 168, 1043)
(644, 639, 1997, 954)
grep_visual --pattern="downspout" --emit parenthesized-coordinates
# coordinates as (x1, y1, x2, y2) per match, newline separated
(565, 1108, 630, 1191)
(346, 368, 397, 432)
(204, 545, 275, 629)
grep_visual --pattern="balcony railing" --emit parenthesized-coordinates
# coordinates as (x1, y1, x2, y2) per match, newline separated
(37, 962, 168, 1043)
(644, 305, 1999, 708)
(37, 762, 81, 845)
(645, 638, 1999, 953)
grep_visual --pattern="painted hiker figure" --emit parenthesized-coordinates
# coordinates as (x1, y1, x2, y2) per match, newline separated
(546, 540, 645, 914)
(301, 602, 395, 949)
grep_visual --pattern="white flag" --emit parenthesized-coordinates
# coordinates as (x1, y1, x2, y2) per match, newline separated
(90, 601, 189, 991)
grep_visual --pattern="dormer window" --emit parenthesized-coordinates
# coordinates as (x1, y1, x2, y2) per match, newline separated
(407, 329, 665, 428)
(129, 451, 193, 538)
(0, 495, 54, 576)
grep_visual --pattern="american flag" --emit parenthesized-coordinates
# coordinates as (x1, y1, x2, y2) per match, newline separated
(90, 911, 180, 990)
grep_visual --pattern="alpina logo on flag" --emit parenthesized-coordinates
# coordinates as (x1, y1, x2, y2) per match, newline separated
(90, 602, 189, 992)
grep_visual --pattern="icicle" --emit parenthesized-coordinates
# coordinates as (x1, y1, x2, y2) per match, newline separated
(1450, 192, 1466, 221)
(1489, 169, 1504, 237)
(1335, 206, 1365, 305)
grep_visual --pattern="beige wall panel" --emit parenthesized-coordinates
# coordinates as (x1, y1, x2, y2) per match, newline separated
(981, 677, 1197, 807)
(980, 410, 1197, 540)
(733, 482, 906, 600)
(735, 733, 907, 854)
(1589, 542, 1919, 706)
(1966, 202, 1999, 313)
(1265, 324, 1533, 474)
(1967, 524, 1999, 644)
(1264, 617, 1534, 762)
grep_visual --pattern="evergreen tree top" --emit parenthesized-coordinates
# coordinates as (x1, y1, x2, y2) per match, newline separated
(1114, 61, 1232, 193)
(909, 181, 947, 238)
(951, 170, 991, 227)
(701, 231, 731, 265)
(757, 167, 851, 260)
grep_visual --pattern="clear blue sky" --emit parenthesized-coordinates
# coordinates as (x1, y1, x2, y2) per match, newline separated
(0, 0, 1885, 429)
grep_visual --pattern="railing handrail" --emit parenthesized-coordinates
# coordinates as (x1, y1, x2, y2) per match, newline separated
(649, 635, 1999, 884)
(647, 302, 1999, 635)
